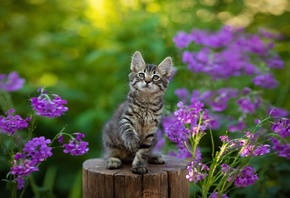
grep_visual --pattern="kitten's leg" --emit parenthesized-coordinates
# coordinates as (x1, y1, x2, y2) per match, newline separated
(131, 148, 149, 174)
(131, 134, 155, 174)
(104, 147, 123, 169)
(148, 153, 165, 164)
(119, 119, 140, 152)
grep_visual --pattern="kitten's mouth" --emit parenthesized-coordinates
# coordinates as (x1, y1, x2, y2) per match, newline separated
(143, 84, 152, 89)
(140, 85, 153, 92)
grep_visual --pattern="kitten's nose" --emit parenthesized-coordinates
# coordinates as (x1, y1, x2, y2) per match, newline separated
(145, 80, 151, 84)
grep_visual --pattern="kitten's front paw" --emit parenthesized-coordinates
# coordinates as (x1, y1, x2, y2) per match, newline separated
(125, 135, 140, 152)
(131, 165, 148, 174)
(148, 153, 165, 164)
(106, 157, 122, 169)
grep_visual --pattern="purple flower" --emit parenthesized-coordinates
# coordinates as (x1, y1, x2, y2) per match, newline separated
(173, 31, 192, 48)
(175, 101, 199, 125)
(62, 132, 89, 156)
(240, 143, 270, 157)
(0, 71, 25, 92)
(174, 88, 189, 102)
(247, 35, 269, 56)
(239, 141, 252, 157)
(0, 109, 31, 135)
(163, 100, 215, 159)
(176, 100, 213, 131)
(210, 88, 238, 112)
(237, 97, 261, 114)
(189, 26, 234, 48)
(163, 116, 187, 143)
(242, 87, 251, 95)
(271, 138, 290, 159)
(15, 176, 26, 190)
(186, 161, 209, 183)
(233, 166, 259, 188)
(58, 134, 64, 143)
(221, 164, 232, 174)
(210, 192, 228, 198)
(228, 120, 247, 132)
(23, 136, 52, 163)
(244, 131, 258, 142)
(190, 88, 238, 113)
(168, 143, 192, 159)
(266, 55, 284, 69)
(253, 144, 270, 156)
(31, 88, 68, 118)
(271, 118, 290, 138)
(268, 107, 289, 118)
(10, 154, 39, 189)
(252, 73, 278, 89)
(75, 132, 85, 141)
(219, 135, 230, 143)
(191, 89, 213, 105)
(258, 28, 283, 40)
(175, 26, 283, 80)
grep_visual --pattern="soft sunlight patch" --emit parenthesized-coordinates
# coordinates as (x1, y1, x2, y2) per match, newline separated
(86, 0, 109, 29)
(38, 73, 58, 87)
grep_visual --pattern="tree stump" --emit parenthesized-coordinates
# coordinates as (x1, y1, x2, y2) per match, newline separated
(83, 155, 189, 198)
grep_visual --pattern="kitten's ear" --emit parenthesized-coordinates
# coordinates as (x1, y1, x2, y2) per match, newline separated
(130, 51, 146, 72)
(158, 57, 173, 78)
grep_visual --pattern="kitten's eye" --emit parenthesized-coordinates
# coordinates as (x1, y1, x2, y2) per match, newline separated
(138, 73, 145, 79)
(152, 75, 160, 81)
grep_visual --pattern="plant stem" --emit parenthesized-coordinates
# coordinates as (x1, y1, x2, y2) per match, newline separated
(19, 181, 29, 198)
(10, 180, 17, 198)
(0, 136, 10, 155)
(29, 175, 40, 198)
(27, 115, 38, 140)
(0, 90, 14, 111)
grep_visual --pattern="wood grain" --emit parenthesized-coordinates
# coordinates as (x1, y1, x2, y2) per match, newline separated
(82, 155, 189, 198)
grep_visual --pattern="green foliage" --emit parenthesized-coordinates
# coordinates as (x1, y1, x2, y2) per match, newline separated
(1, 0, 289, 197)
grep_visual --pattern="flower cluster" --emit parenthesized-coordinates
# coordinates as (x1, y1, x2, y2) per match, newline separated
(210, 192, 228, 198)
(163, 100, 215, 158)
(271, 138, 290, 159)
(177, 86, 286, 134)
(220, 132, 270, 157)
(0, 71, 25, 92)
(172, 26, 289, 135)
(221, 164, 259, 188)
(59, 132, 89, 156)
(23, 136, 53, 163)
(271, 118, 290, 159)
(31, 88, 68, 118)
(271, 118, 290, 138)
(11, 137, 52, 189)
(252, 74, 278, 89)
(0, 109, 31, 135)
(174, 26, 283, 83)
(0, 78, 89, 193)
(190, 88, 239, 112)
(164, 26, 290, 197)
(10, 154, 39, 189)
(234, 166, 259, 188)
(186, 161, 209, 183)
(237, 96, 262, 114)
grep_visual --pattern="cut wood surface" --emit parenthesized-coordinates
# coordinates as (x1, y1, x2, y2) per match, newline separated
(83, 155, 189, 198)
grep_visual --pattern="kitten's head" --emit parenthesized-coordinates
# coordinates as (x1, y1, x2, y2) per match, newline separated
(129, 51, 173, 95)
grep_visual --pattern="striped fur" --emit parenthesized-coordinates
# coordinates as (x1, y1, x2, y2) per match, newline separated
(102, 51, 173, 174)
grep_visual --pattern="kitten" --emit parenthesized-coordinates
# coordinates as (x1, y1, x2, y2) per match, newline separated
(102, 51, 173, 174)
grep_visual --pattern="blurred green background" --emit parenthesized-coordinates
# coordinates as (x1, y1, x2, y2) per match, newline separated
(1, 0, 290, 197)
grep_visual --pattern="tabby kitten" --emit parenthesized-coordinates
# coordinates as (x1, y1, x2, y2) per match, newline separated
(102, 51, 173, 174)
